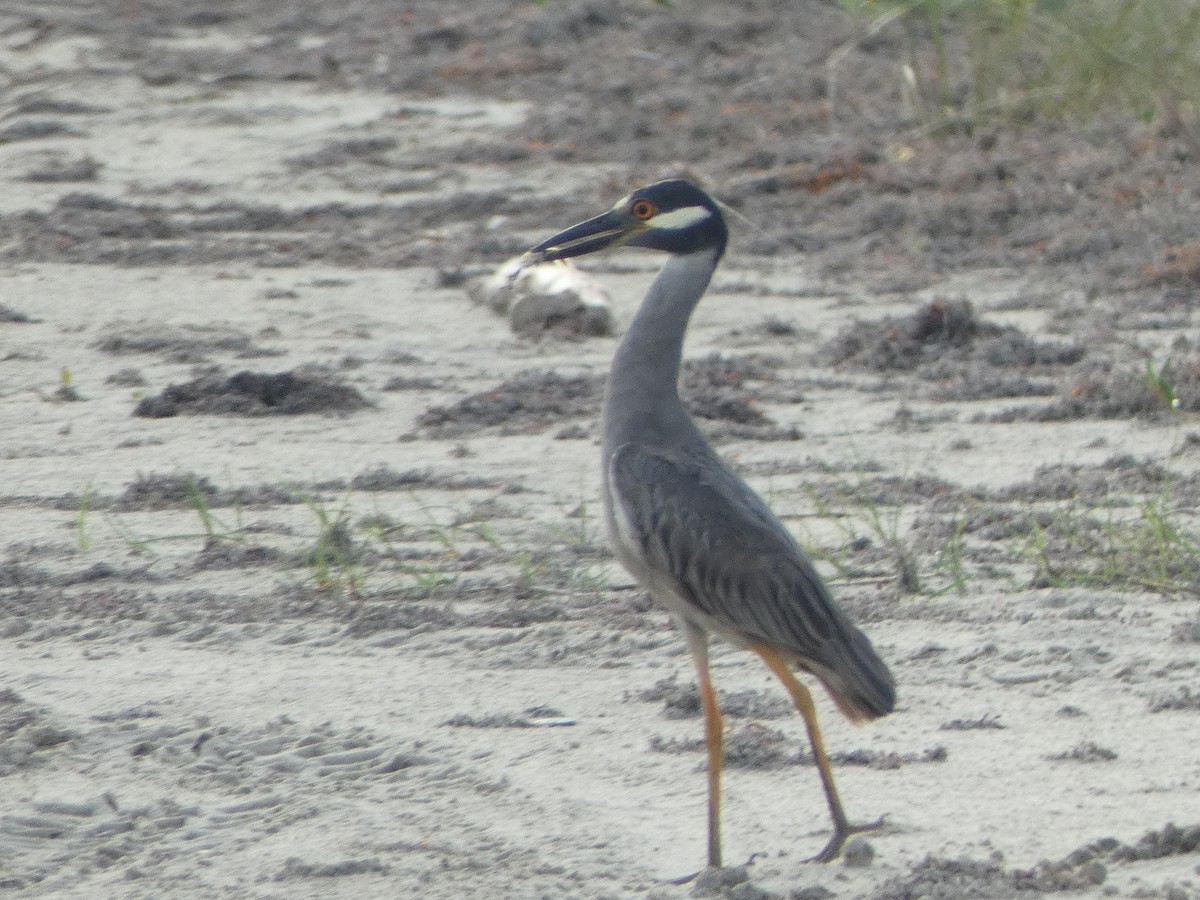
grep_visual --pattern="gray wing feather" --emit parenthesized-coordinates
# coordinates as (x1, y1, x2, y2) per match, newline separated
(609, 442, 895, 717)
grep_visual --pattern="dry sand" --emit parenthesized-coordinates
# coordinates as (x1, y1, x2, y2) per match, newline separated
(2, 3, 1199, 898)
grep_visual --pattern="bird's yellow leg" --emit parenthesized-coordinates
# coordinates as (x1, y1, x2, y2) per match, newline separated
(752, 644, 884, 863)
(685, 624, 723, 870)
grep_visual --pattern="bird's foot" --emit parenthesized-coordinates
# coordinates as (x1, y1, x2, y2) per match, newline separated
(665, 856, 760, 887)
(807, 814, 887, 864)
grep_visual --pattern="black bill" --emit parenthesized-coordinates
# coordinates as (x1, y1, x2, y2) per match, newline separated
(523, 209, 638, 264)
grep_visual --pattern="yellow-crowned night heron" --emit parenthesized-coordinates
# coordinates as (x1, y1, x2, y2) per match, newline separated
(523, 180, 896, 868)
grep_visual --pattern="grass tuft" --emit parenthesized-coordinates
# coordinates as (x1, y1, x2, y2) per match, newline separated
(838, 0, 1200, 143)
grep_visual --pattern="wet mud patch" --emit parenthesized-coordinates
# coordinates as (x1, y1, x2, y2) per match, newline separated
(0, 119, 84, 143)
(1045, 740, 1118, 763)
(1013, 354, 1200, 421)
(442, 706, 570, 729)
(339, 602, 465, 638)
(1102, 822, 1200, 861)
(681, 353, 804, 438)
(1147, 687, 1200, 713)
(682, 353, 779, 404)
(105, 367, 147, 387)
(342, 465, 503, 493)
(134, 369, 371, 418)
(114, 472, 223, 511)
(19, 154, 102, 183)
(876, 853, 1104, 898)
(939, 713, 1005, 731)
(878, 822, 1200, 899)
(418, 370, 602, 436)
(380, 374, 440, 391)
(0, 194, 509, 268)
(824, 299, 1085, 400)
(193, 541, 285, 572)
(95, 322, 279, 363)
(649, 727, 946, 771)
(807, 472, 960, 511)
(0, 691, 74, 777)
(822, 745, 948, 770)
(722, 724, 793, 770)
(1172, 615, 1200, 644)
(0, 304, 38, 324)
(418, 358, 804, 440)
(984, 455, 1200, 506)
(97, 471, 329, 512)
(285, 136, 400, 171)
(636, 675, 792, 720)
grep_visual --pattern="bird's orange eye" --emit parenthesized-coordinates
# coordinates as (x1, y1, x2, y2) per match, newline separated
(630, 199, 656, 221)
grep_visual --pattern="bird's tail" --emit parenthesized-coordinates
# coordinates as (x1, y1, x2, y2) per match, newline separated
(817, 623, 896, 723)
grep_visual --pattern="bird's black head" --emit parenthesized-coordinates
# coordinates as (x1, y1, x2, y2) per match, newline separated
(524, 179, 728, 264)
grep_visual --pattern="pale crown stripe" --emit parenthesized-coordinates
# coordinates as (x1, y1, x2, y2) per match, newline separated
(648, 205, 712, 231)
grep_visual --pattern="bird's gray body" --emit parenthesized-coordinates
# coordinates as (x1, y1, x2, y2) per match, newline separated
(601, 250, 894, 721)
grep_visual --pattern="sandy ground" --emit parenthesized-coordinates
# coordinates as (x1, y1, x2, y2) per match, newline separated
(2, 2, 1200, 898)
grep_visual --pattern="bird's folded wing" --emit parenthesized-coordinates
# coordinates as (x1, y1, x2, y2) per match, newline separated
(608, 441, 849, 662)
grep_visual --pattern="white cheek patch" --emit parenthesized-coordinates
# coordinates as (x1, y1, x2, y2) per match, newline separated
(648, 205, 712, 231)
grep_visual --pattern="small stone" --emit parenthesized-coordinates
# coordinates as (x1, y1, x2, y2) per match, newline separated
(791, 887, 835, 900)
(729, 882, 771, 900)
(691, 864, 749, 897)
(1080, 861, 1106, 885)
(842, 836, 874, 868)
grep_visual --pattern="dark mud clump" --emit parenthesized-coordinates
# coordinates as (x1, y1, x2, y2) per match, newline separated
(826, 299, 993, 371)
(1026, 355, 1200, 421)
(115, 472, 222, 511)
(21, 155, 102, 183)
(939, 713, 1005, 731)
(1148, 687, 1200, 713)
(1045, 740, 1118, 763)
(825, 299, 1085, 400)
(340, 602, 464, 638)
(0, 304, 38, 323)
(985, 455, 1194, 505)
(825, 746, 948, 770)
(312, 465, 500, 493)
(0, 694, 74, 777)
(1105, 822, 1200, 861)
(95, 323, 279, 363)
(418, 370, 602, 436)
(0, 193, 519, 268)
(1172, 615, 1200, 644)
(637, 675, 791, 720)
(721, 723, 793, 770)
(134, 369, 371, 418)
(286, 136, 400, 171)
(877, 822, 1200, 899)
(194, 541, 284, 572)
(875, 852, 1106, 899)
(0, 120, 83, 143)
(681, 353, 775, 425)
(442, 706, 568, 728)
(637, 676, 703, 719)
(680, 353, 806, 440)
(341, 466, 436, 493)
(105, 471, 301, 511)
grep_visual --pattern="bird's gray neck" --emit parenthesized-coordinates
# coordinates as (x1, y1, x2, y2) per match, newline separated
(602, 249, 720, 458)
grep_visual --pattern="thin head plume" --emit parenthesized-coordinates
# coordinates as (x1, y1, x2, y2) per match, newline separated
(714, 195, 769, 241)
